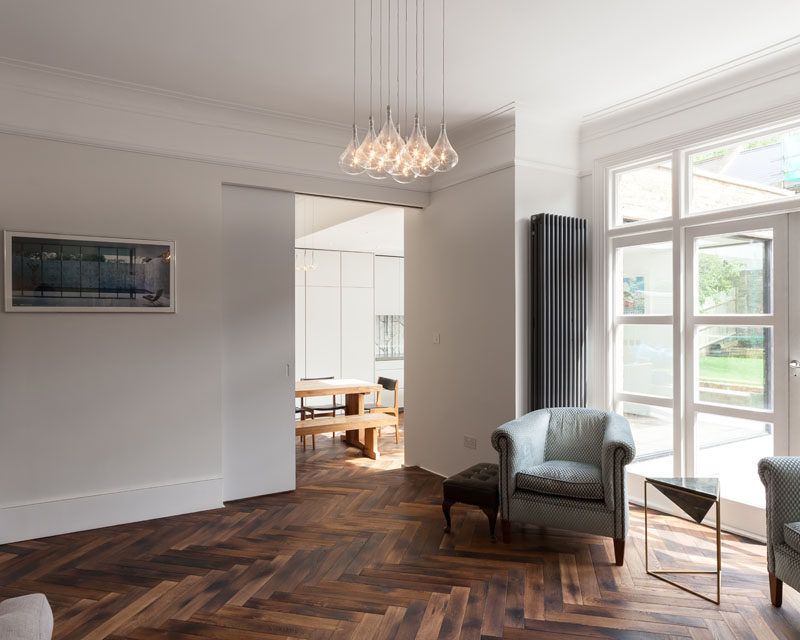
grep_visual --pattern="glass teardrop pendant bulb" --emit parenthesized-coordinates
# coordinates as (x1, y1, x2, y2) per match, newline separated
(415, 124, 440, 177)
(404, 115, 427, 173)
(376, 105, 404, 165)
(366, 155, 390, 179)
(357, 116, 380, 170)
(338, 124, 364, 175)
(432, 122, 458, 172)
(391, 140, 415, 183)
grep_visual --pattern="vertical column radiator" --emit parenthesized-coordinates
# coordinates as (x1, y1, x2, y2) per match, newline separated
(530, 213, 587, 409)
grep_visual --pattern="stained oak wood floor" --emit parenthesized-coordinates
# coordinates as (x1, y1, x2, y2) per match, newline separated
(2, 422, 800, 638)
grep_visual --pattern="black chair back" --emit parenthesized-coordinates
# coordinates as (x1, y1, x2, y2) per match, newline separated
(378, 376, 398, 391)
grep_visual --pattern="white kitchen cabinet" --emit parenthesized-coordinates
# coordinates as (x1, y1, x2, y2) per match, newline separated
(374, 255, 403, 316)
(305, 250, 340, 287)
(294, 250, 306, 286)
(341, 251, 374, 288)
(341, 287, 375, 382)
(375, 359, 404, 409)
(305, 286, 341, 379)
(295, 286, 305, 380)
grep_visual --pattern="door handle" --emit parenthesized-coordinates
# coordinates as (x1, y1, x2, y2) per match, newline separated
(791, 360, 800, 376)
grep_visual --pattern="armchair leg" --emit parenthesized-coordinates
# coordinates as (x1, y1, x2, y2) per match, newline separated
(501, 519, 511, 544)
(769, 572, 783, 607)
(613, 538, 625, 566)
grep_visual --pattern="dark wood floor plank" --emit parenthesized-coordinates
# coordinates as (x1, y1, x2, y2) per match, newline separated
(2, 422, 799, 639)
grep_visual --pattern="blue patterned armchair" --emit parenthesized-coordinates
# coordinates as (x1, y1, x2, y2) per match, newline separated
(758, 456, 800, 607)
(491, 408, 636, 565)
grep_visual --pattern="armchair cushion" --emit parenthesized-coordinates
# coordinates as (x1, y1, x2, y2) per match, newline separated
(516, 460, 603, 500)
(784, 522, 800, 555)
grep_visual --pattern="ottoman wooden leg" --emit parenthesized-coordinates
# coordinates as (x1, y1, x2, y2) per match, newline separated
(480, 506, 498, 542)
(501, 519, 511, 544)
(442, 499, 455, 533)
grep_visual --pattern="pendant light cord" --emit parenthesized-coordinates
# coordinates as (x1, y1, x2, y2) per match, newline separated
(352, 0, 357, 125)
(422, 0, 425, 130)
(396, 0, 400, 130)
(441, 0, 445, 121)
(369, 0, 373, 119)
(415, 0, 419, 116)
(404, 0, 408, 132)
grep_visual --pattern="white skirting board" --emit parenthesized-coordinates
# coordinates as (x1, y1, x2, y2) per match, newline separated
(0, 477, 224, 545)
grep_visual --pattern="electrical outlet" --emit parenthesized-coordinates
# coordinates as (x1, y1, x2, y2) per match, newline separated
(433, 333, 440, 344)
(463, 435, 477, 450)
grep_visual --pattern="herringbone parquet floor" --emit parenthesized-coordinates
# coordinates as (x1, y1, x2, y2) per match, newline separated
(2, 421, 799, 639)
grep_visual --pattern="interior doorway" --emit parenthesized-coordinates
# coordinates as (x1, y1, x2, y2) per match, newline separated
(293, 194, 405, 466)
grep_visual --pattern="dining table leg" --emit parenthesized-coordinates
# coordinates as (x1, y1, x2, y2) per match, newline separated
(344, 392, 379, 459)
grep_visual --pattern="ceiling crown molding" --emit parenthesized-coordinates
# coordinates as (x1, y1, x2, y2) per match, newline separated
(0, 58, 434, 204)
(580, 35, 800, 142)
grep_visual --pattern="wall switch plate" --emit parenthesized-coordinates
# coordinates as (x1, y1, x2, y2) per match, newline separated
(433, 333, 440, 344)
(463, 435, 477, 450)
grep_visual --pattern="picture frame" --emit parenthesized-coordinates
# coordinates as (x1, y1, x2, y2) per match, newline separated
(4, 231, 176, 313)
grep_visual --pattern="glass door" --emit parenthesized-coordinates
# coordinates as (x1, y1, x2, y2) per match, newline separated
(790, 212, 800, 468)
(685, 214, 788, 522)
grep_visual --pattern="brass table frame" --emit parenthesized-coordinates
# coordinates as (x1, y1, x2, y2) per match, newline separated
(644, 479, 721, 604)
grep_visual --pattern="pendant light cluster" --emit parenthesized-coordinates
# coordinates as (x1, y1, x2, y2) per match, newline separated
(338, 0, 457, 182)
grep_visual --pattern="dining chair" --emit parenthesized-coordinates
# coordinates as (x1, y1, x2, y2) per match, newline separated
(365, 377, 400, 443)
(301, 376, 346, 446)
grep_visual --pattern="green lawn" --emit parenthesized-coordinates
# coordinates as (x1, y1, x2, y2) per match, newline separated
(699, 356, 764, 385)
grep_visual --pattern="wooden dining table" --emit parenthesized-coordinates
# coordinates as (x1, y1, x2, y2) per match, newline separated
(295, 378, 383, 458)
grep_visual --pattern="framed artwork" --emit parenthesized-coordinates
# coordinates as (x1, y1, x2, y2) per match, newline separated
(4, 231, 175, 312)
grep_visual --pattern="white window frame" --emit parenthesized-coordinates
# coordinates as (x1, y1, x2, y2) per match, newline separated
(593, 112, 800, 539)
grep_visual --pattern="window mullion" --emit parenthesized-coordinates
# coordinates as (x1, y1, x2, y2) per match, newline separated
(673, 148, 685, 478)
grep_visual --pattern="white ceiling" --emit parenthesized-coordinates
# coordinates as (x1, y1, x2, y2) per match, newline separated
(296, 195, 403, 256)
(1, 1, 799, 131)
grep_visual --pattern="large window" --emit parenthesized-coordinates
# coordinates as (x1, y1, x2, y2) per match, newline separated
(605, 120, 793, 524)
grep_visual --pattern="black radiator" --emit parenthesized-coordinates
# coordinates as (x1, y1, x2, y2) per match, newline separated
(530, 213, 587, 409)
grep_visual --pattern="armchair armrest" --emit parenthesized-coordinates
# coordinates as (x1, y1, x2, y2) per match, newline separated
(759, 457, 800, 562)
(600, 413, 636, 511)
(491, 410, 550, 518)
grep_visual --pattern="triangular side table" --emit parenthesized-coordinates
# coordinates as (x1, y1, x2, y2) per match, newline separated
(644, 477, 721, 604)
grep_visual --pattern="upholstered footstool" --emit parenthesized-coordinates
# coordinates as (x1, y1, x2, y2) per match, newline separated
(442, 463, 499, 541)
(0, 593, 53, 639)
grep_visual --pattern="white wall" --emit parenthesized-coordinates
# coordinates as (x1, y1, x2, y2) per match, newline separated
(514, 164, 581, 416)
(0, 130, 419, 544)
(405, 168, 517, 477)
(221, 186, 295, 501)
(0, 134, 224, 542)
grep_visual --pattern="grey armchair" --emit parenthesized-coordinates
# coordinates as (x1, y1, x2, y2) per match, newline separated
(758, 456, 800, 607)
(491, 408, 636, 565)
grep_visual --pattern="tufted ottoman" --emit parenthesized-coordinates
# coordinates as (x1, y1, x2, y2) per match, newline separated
(442, 462, 499, 541)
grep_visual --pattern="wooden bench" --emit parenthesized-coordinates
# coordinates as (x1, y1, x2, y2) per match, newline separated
(296, 413, 397, 459)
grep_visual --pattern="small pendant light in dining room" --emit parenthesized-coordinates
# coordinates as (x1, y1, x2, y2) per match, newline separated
(339, 0, 457, 181)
